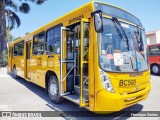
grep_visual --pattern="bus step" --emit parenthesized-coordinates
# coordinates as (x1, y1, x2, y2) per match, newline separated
(74, 85, 88, 101)
(63, 94, 79, 105)
(63, 94, 89, 106)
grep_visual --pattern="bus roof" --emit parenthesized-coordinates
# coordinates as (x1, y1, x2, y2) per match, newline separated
(10, 1, 140, 45)
(10, 37, 22, 46)
(94, 1, 140, 21)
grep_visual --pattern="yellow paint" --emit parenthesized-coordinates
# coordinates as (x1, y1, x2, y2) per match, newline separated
(8, 1, 151, 113)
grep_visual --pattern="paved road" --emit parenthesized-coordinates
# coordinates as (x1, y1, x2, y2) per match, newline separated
(0, 67, 159, 120)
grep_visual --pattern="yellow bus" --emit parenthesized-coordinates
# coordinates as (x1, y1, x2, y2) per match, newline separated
(8, 1, 151, 112)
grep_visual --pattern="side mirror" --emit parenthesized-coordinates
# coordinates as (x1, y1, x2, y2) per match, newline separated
(91, 10, 103, 33)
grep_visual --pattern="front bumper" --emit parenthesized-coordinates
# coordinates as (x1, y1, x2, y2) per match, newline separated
(94, 81, 151, 112)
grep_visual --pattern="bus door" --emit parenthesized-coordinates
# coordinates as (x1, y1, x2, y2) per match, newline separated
(79, 18, 90, 107)
(60, 18, 90, 107)
(26, 41, 31, 79)
(60, 27, 75, 96)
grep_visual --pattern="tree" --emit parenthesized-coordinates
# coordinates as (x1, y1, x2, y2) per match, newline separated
(0, 30, 14, 68)
(0, 0, 47, 55)
(6, 29, 14, 44)
(0, 1, 6, 55)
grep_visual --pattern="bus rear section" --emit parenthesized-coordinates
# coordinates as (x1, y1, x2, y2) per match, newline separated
(148, 44, 160, 74)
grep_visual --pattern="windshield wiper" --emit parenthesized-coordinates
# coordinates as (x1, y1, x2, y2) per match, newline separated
(112, 17, 139, 71)
(112, 17, 130, 51)
(136, 25, 144, 52)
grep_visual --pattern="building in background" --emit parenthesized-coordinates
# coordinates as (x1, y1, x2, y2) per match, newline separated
(146, 30, 160, 45)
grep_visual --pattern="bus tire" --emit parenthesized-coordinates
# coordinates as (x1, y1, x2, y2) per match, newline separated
(13, 66, 18, 79)
(151, 64, 160, 75)
(48, 76, 64, 104)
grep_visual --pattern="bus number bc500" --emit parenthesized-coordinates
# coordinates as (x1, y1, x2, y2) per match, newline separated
(119, 79, 136, 86)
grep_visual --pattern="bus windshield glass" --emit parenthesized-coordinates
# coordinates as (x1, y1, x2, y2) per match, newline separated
(94, 2, 142, 27)
(98, 18, 149, 72)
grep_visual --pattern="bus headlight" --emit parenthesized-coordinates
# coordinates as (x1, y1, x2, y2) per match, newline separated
(100, 69, 114, 93)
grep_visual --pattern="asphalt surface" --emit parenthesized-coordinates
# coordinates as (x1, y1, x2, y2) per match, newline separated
(0, 67, 159, 120)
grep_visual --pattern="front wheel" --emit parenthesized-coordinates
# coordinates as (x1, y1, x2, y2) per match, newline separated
(151, 64, 160, 75)
(48, 76, 64, 103)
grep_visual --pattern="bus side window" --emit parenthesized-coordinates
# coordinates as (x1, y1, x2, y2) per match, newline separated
(149, 46, 160, 56)
(46, 25, 61, 54)
(149, 47, 152, 55)
(14, 50, 17, 56)
(14, 41, 24, 56)
(14, 45, 18, 56)
(83, 23, 90, 60)
(9, 47, 10, 57)
(32, 32, 45, 55)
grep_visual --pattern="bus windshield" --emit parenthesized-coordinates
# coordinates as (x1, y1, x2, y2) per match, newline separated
(99, 18, 149, 72)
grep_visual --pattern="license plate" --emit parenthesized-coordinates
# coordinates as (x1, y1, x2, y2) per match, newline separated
(119, 79, 136, 86)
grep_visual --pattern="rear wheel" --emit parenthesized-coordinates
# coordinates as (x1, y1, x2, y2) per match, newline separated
(151, 64, 160, 75)
(13, 66, 18, 79)
(48, 76, 64, 103)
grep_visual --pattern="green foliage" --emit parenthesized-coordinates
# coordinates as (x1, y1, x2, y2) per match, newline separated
(26, 32, 30, 35)
(6, 29, 15, 43)
(0, 50, 8, 67)
(0, 0, 47, 56)
(13, 37, 21, 41)
(4, 0, 47, 30)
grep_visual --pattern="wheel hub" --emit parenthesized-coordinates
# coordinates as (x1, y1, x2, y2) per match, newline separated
(153, 66, 159, 74)
(50, 83, 57, 96)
